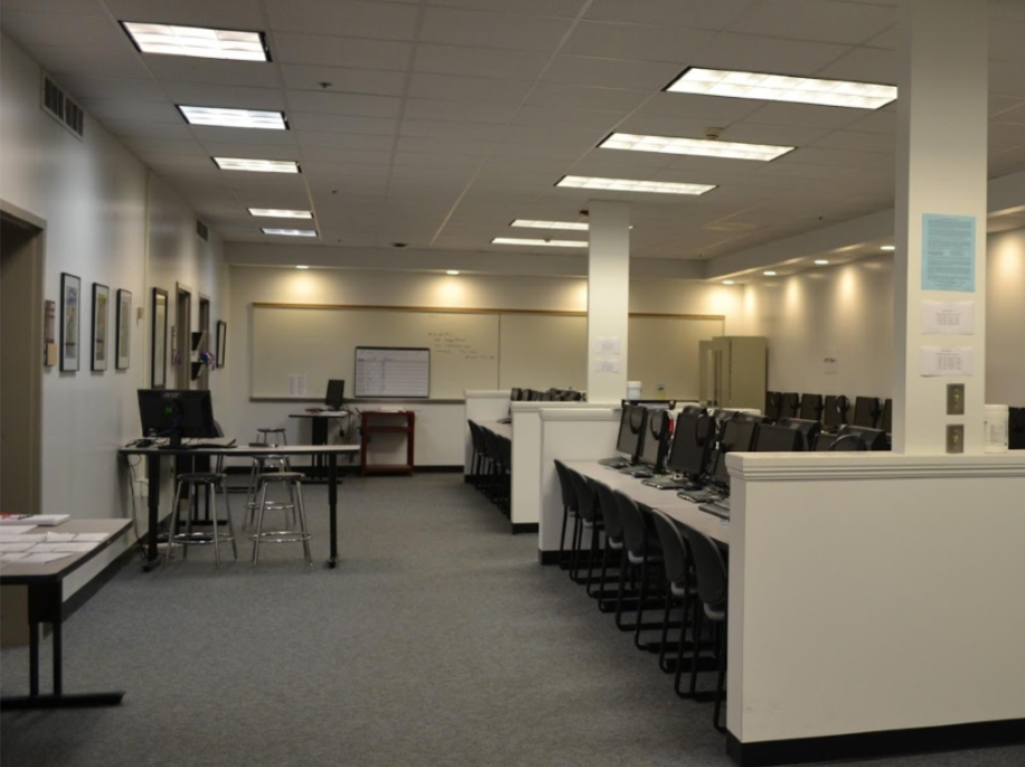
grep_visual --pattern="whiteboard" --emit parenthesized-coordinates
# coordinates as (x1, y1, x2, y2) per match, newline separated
(498, 314, 586, 391)
(355, 347, 430, 398)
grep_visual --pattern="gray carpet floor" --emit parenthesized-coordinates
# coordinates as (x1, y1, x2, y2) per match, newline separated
(1, 474, 1021, 767)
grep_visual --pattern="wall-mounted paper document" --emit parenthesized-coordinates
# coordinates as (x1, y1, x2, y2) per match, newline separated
(921, 347, 974, 377)
(288, 374, 309, 397)
(921, 213, 976, 292)
(823, 346, 839, 375)
(593, 336, 622, 355)
(592, 359, 621, 374)
(921, 301, 975, 335)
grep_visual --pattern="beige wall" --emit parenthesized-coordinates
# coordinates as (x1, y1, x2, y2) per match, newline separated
(985, 228, 1025, 406)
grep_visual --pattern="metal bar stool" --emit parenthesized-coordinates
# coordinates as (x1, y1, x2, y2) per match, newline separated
(164, 472, 237, 566)
(244, 456, 295, 529)
(251, 471, 312, 566)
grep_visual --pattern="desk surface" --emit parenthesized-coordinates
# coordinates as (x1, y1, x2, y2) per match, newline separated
(565, 460, 729, 545)
(479, 420, 512, 440)
(0, 519, 131, 584)
(119, 443, 360, 457)
(289, 411, 352, 419)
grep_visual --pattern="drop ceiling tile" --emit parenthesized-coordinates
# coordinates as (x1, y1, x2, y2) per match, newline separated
(639, 92, 765, 122)
(300, 146, 393, 164)
(122, 137, 207, 156)
(863, 24, 898, 50)
(991, 103, 1024, 125)
(811, 130, 894, 153)
(743, 102, 867, 130)
(563, 22, 714, 64)
(989, 121, 1026, 146)
(615, 114, 722, 138)
(280, 65, 406, 96)
(525, 82, 650, 112)
(26, 45, 152, 80)
(163, 83, 287, 110)
(400, 120, 504, 141)
(990, 17, 1025, 64)
(543, 55, 683, 90)
(272, 33, 413, 70)
(294, 131, 395, 151)
(201, 142, 301, 161)
(989, 95, 1024, 118)
(142, 58, 283, 88)
(490, 142, 585, 161)
(585, 0, 758, 31)
(53, 74, 165, 102)
(726, 0, 894, 44)
(841, 110, 895, 134)
(690, 33, 851, 74)
(404, 98, 520, 124)
(499, 122, 609, 146)
(265, 0, 420, 40)
(427, 0, 585, 16)
(512, 105, 626, 129)
(393, 151, 483, 168)
(104, 0, 268, 28)
(989, 59, 1024, 97)
(79, 98, 182, 123)
(396, 136, 496, 157)
(569, 149, 677, 173)
(286, 91, 402, 118)
(0, 10, 130, 50)
(407, 73, 533, 103)
(420, 7, 574, 52)
(718, 122, 830, 147)
(190, 126, 299, 146)
(100, 119, 198, 140)
(816, 46, 898, 83)
(413, 45, 550, 80)
(2, 0, 105, 12)
(288, 113, 398, 135)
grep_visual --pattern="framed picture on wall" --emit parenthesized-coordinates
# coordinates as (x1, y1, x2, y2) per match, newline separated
(151, 287, 168, 389)
(60, 272, 81, 372)
(91, 283, 110, 372)
(44, 299, 58, 367)
(216, 320, 227, 368)
(116, 289, 132, 370)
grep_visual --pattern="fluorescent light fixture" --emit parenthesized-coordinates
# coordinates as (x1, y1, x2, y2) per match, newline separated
(814, 259, 830, 265)
(446, 270, 461, 276)
(214, 157, 299, 173)
(881, 245, 896, 251)
(248, 208, 313, 219)
(557, 175, 715, 196)
(179, 106, 286, 130)
(667, 67, 898, 110)
(262, 228, 316, 237)
(763, 270, 778, 276)
(492, 237, 588, 248)
(295, 265, 310, 270)
(722, 280, 736, 285)
(600, 133, 794, 162)
(121, 22, 269, 62)
(511, 219, 589, 231)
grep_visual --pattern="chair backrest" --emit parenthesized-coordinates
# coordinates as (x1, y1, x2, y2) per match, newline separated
(568, 469, 599, 523)
(468, 421, 486, 454)
(593, 480, 624, 541)
(649, 508, 689, 586)
(682, 525, 728, 615)
(613, 489, 649, 556)
(553, 460, 577, 510)
(764, 391, 782, 422)
(778, 392, 800, 419)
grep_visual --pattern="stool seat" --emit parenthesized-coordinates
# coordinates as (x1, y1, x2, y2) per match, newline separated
(257, 472, 305, 482)
(177, 472, 225, 483)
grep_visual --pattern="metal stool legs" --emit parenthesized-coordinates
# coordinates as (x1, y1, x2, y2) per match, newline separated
(251, 473, 312, 566)
(164, 473, 237, 566)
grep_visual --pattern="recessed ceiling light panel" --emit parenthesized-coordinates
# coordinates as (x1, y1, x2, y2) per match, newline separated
(122, 22, 269, 61)
(763, 270, 778, 276)
(600, 133, 794, 162)
(814, 259, 830, 265)
(248, 208, 313, 219)
(557, 175, 715, 196)
(180, 106, 286, 130)
(491, 237, 588, 248)
(263, 228, 316, 237)
(668, 68, 897, 110)
(881, 245, 896, 251)
(214, 157, 299, 173)
(511, 219, 590, 231)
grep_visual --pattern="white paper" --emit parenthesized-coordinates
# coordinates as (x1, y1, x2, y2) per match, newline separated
(0, 542, 34, 552)
(921, 301, 975, 335)
(20, 552, 71, 564)
(44, 532, 75, 542)
(823, 346, 839, 375)
(0, 525, 37, 535)
(29, 543, 63, 553)
(288, 374, 309, 397)
(920, 347, 974, 376)
(0, 534, 45, 543)
(0, 553, 29, 562)
(593, 336, 622, 355)
(592, 359, 621, 374)
(74, 533, 109, 542)
(47, 542, 101, 553)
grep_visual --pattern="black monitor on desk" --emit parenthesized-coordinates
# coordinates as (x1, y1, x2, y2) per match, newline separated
(615, 405, 649, 463)
(138, 389, 218, 447)
(755, 423, 804, 452)
(667, 408, 713, 481)
(637, 408, 672, 473)
(325, 379, 345, 410)
(835, 424, 888, 451)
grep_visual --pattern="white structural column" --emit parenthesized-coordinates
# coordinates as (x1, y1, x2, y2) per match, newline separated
(893, 0, 989, 454)
(586, 201, 630, 402)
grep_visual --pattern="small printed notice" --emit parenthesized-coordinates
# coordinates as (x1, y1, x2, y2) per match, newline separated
(823, 346, 839, 375)
(593, 359, 621, 374)
(593, 336, 622, 355)
(288, 374, 309, 397)
(921, 301, 975, 335)
(921, 213, 976, 292)
(920, 347, 974, 377)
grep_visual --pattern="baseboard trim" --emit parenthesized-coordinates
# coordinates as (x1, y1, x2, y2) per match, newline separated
(64, 544, 137, 620)
(538, 551, 561, 566)
(510, 523, 538, 535)
(726, 719, 1024, 767)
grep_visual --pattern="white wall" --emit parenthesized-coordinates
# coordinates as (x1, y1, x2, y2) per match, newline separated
(985, 228, 1025, 406)
(0, 34, 228, 593)
(740, 232, 1025, 403)
(224, 266, 743, 464)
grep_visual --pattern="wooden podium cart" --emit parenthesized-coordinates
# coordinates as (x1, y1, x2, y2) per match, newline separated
(360, 410, 415, 476)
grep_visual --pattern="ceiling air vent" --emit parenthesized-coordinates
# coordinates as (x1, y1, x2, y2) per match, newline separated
(41, 75, 84, 139)
(196, 220, 209, 241)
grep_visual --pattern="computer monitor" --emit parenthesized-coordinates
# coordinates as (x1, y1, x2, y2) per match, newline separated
(822, 395, 848, 432)
(325, 379, 345, 410)
(778, 392, 800, 419)
(666, 409, 713, 480)
(835, 424, 888, 451)
(615, 405, 649, 462)
(637, 409, 671, 472)
(879, 399, 892, 433)
(138, 389, 218, 447)
(778, 417, 821, 450)
(754, 423, 804, 452)
(799, 393, 823, 422)
(1009, 407, 1024, 450)
(852, 396, 879, 428)
(720, 416, 758, 453)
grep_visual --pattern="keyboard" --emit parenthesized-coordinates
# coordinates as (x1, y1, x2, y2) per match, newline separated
(598, 457, 630, 469)
(643, 476, 686, 490)
(677, 489, 719, 504)
(625, 468, 654, 479)
(699, 499, 732, 520)
(497, 417, 512, 425)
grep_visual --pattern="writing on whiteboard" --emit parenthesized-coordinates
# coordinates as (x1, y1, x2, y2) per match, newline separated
(426, 331, 496, 362)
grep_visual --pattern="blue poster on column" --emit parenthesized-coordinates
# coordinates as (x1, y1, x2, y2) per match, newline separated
(921, 213, 976, 292)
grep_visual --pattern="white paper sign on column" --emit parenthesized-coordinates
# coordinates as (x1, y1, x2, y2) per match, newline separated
(920, 347, 974, 377)
(921, 301, 975, 335)
(289, 374, 309, 397)
(593, 336, 622, 355)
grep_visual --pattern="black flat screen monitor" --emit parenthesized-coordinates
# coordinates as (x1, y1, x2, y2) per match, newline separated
(667, 409, 712, 479)
(615, 405, 649, 461)
(836, 424, 888, 451)
(852, 397, 879, 428)
(138, 389, 218, 446)
(325, 379, 345, 410)
(778, 417, 821, 450)
(1009, 407, 1024, 450)
(822, 395, 848, 432)
(638, 409, 672, 472)
(799, 394, 823, 421)
(720, 417, 758, 453)
(755, 423, 804, 452)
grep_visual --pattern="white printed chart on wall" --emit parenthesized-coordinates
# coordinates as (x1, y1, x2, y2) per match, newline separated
(355, 347, 430, 398)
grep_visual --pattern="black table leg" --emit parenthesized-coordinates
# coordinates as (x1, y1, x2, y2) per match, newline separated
(328, 452, 339, 568)
(144, 452, 162, 571)
(29, 621, 40, 697)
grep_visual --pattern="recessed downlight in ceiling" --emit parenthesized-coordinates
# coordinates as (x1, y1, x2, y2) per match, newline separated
(121, 22, 269, 62)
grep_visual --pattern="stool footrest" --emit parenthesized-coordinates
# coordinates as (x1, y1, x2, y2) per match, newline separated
(170, 532, 236, 546)
(250, 531, 311, 543)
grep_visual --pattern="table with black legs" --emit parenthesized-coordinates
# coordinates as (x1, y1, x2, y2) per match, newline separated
(0, 519, 131, 710)
(118, 443, 360, 571)
(288, 411, 352, 480)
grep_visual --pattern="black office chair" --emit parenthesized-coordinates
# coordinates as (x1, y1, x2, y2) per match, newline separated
(593, 480, 629, 613)
(822, 395, 849, 433)
(852, 396, 881, 428)
(467, 421, 489, 489)
(764, 391, 782, 422)
(778, 392, 800, 419)
(1010, 407, 1025, 450)
(612, 490, 665, 638)
(682, 525, 729, 732)
(799, 393, 823, 422)
(553, 460, 579, 571)
(567, 469, 605, 592)
(649, 509, 699, 694)
(878, 398, 892, 433)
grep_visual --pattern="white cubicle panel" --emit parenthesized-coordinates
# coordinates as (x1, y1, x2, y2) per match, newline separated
(538, 408, 620, 555)
(464, 390, 512, 476)
(725, 451, 1024, 751)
